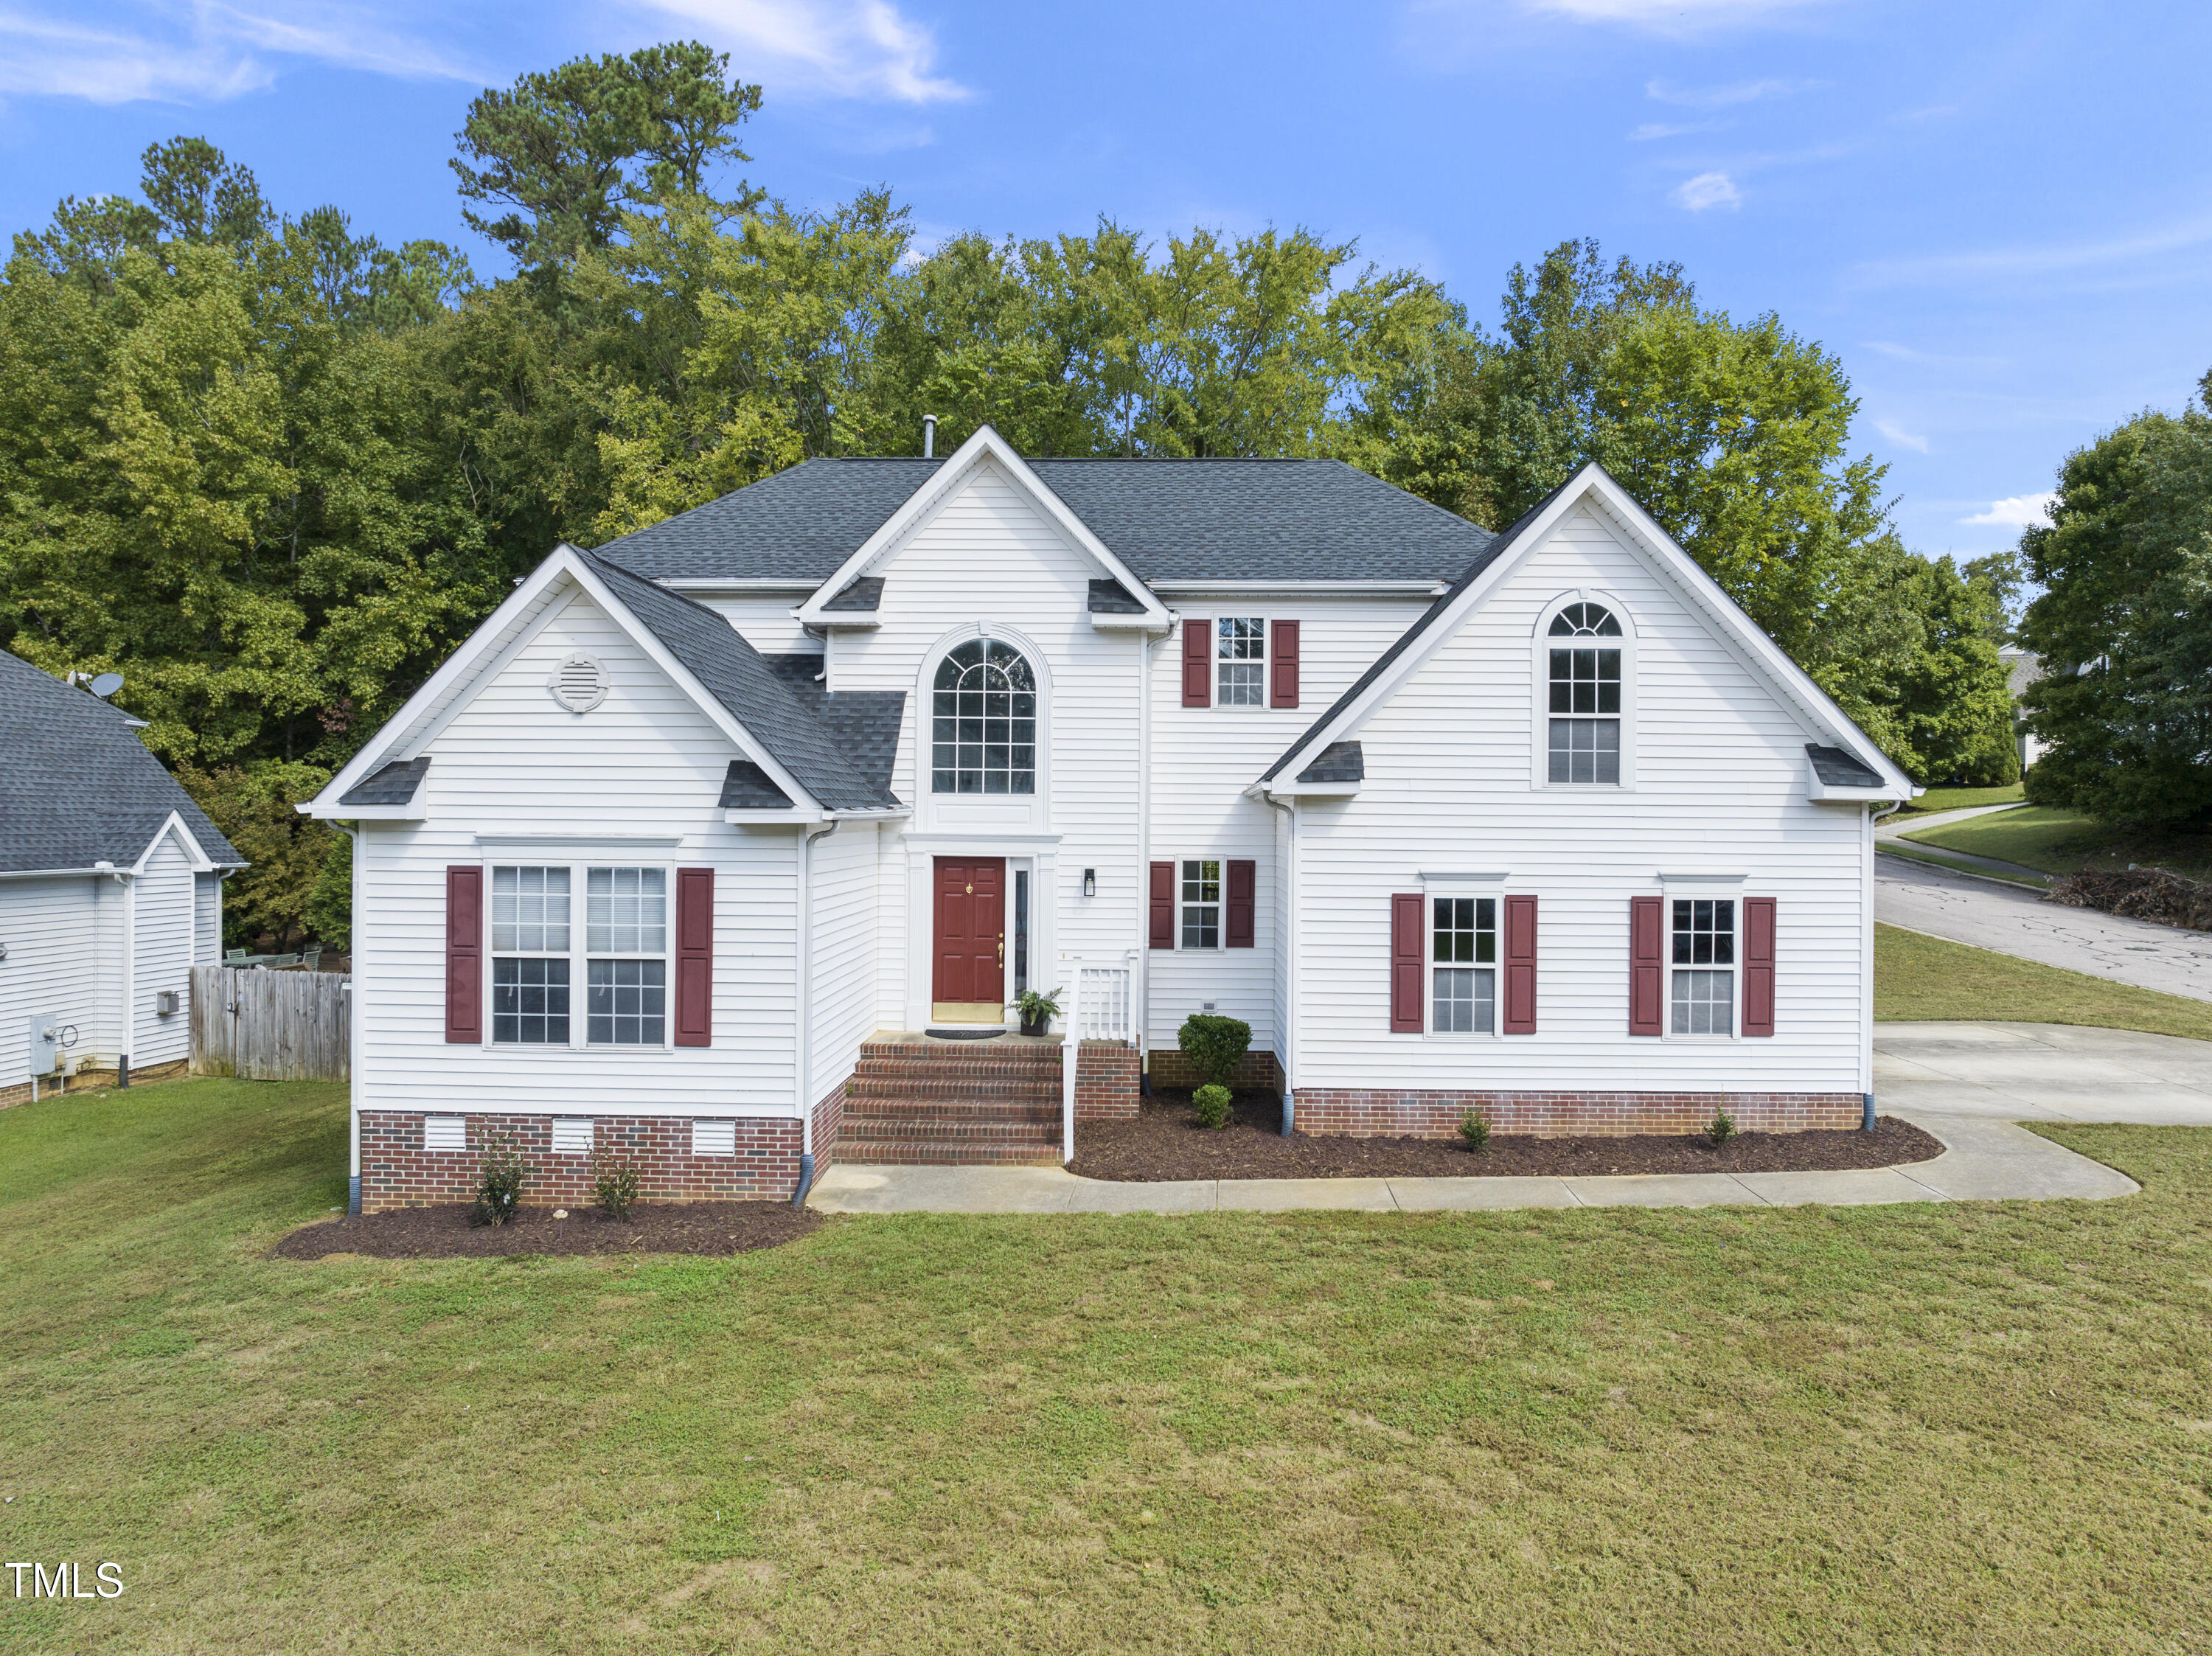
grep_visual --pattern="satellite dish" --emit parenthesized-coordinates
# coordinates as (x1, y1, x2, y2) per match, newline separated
(88, 672, 124, 699)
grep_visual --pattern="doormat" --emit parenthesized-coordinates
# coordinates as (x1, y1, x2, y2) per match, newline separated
(925, 1028, 1006, 1040)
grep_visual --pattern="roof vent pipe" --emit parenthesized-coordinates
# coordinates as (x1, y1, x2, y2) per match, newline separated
(922, 414, 936, 459)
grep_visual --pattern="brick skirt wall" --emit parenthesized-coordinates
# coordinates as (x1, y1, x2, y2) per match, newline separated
(810, 1081, 847, 1172)
(1144, 1047, 1286, 1093)
(1074, 1041, 1140, 1121)
(1291, 1090, 1863, 1138)
(360, 1111, 801, 1213)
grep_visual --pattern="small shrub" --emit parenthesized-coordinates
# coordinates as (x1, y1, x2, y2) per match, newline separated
(1706, 1110, 1737, 1147)
(1192, 1083, 1234, 1130)
(1178, 1014, 1252, 1090)
(1458, 1109, 1491, 1152)
(591, 1151, 641, 1220)
(470, 1130, 528, 1226)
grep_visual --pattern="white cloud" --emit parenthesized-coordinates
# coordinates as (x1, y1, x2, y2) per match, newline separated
(1854, 212, 2212, 289)
(1645, 76, 1806, 107)
(0, 3, 479, 105)
(1629, 119, 1722, 141)
(1529, 0, 1827, 27)
(1673, 170, 1741, 212)
(633, 0, 967, 103)
(1961, 493, 2059, 529)
(1874, 420, 1930, 453)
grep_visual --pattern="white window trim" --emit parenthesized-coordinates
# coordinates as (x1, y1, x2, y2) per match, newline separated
(1531, 590, 1637, 792)
(1422, 873, 1505, 1039)
(484, 858, 677, 1053)
(1175, 856, 1224, 951)
(1213, 615, 1270, 711)
(1658, 873, 1744, 1042)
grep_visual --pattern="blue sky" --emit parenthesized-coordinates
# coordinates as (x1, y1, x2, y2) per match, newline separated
(2, 1, 2205, 562)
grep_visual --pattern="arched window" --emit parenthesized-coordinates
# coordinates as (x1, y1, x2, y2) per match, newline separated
(932, 639, 1036, 795)
(1546, 602, 1624, 784)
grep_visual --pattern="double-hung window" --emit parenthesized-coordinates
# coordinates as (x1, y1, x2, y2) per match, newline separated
(1181, 860, 1221, 949)
(588, 868, 667, 1045)
(1430, 897, 1496, 1034)
(1547, 602, 1623, 784)
(1671, 899, 1734, 1035)
(1216, 617, 1265, 706)
(492, 867, 571, 1044)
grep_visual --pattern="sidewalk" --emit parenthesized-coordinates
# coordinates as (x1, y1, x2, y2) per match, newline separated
(807, 1113, 2137, 1215)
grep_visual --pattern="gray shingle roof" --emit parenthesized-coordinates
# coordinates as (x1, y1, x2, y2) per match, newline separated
(583, 553, 902, 813)
(339, 756, 428, 806)
(1087, 578, 1147, 614)
(824, 576, 883, 612)
(0, 649, 246, 874)
(762, 655, 905, 805)
(1259, 476, 1576, 784)
(1806, 743, 1884, 788)
(594, 456, 1495, 587)
(1297, 741, 1364, 784)
(719, 761, 793, 809)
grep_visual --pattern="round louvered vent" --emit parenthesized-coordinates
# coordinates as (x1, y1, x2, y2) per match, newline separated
(546, 652, 609, 713)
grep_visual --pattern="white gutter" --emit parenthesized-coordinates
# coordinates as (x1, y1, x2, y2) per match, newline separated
(334, 823, 364, 1213)
(793, 818, 838, 1203)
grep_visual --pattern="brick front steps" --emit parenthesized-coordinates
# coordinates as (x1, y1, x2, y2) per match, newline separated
(838, 1037, 1066, 1166)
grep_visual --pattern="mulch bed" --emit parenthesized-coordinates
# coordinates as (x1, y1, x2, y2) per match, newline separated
(1068, 1090, 1944, 1182)
(274, 1200, 821, 1260)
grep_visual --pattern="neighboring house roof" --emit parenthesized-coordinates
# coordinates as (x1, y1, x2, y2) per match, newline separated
(594, 456, 1496, 587)
(1999, 647, 2043, 700)
(1804, 743, 1884, 789)
(1298, 741, 1365, 784)
(0, 649, 246, 875)
(584, 553, 902, 813)
(339, 757, 429, 807)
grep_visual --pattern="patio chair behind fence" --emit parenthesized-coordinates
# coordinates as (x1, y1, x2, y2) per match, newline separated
(189, 965, 349, 1082)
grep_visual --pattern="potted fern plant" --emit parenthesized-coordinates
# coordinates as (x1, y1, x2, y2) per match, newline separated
(1016, 985, 1064, 1037)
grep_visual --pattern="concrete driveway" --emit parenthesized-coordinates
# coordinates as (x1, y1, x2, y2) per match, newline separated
(1877, 1020, 2212, 1124)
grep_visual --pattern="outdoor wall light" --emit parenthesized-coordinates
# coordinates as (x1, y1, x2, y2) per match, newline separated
(1082, 868, 1096, 897)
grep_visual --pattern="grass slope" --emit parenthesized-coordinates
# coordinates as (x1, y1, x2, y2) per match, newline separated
(4, 1077, 2211, 1652)
(1907, 806, 2212, 882)
(1876, 922, 2212, 1040)
(1893, 782, 2025, 818)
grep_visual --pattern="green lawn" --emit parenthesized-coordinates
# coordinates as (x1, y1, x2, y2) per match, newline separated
(1876, 922, 2212, 1040)
(6, 1075, 2212, 1652)
(1893, 782, 2025, 817)
(1906, 804, 2212, 881)
(1877, 838, 2048, 888)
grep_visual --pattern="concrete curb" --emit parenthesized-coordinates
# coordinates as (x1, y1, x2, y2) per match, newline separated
(805, 1114, 2139, 1215)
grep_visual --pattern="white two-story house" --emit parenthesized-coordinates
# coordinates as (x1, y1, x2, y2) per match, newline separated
(305, 428, 1913, 1213)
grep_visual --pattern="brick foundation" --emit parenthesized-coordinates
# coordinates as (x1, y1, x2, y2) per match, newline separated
(1074, 1040, 1141, 1121)
(359, 1110, 801, 1213)
(1290, 1089, 1863, 1138)
(1144, 1046, 1286, 1093)
(0, 1057, 190, 1111)
(810, 1080, 847, 1172)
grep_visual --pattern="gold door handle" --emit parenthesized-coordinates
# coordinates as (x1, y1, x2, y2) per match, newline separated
(998, 933, 1005, 964)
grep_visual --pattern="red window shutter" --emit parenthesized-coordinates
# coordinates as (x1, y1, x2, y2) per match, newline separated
(675, 866, 714, 1047)
(1502, 894, 1539, 1034)
(1390, 893, 1424, 1033)
(1270, 619, 1300, 709)
(1181, 618, 1211, 707)
(1630, 895, 1664, 1036)
(1149, 861, 1176, 949)
(1742, 897, 1776, 1037)
(445, 866, 481, 1043)
(1225, 860, 1256, 948)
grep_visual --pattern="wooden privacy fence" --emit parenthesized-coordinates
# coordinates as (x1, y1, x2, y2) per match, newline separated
(191, 966, 349, 1082)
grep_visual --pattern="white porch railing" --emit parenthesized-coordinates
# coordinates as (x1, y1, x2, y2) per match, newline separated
(1059, 952, 1136, 1163)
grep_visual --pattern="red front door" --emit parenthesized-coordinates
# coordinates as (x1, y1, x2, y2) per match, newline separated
(933, 857, 1006, 1007)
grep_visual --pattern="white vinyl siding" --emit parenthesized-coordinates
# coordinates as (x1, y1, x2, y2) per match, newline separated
(131, 830, 196, 1069)
(1289, 503, 1865, 1096)
(0, 876, 108, 1088)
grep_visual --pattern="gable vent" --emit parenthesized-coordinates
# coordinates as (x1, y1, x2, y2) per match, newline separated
(546, 653, 609, 714)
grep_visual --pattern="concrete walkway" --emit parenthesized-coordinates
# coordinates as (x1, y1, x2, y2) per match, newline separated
(1877, 853, 2212, 1001)
(1877, 1020, 2212, 1124)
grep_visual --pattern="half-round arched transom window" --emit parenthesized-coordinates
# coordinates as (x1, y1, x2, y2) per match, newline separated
(1545, 602, 1624, 783)
(932, 639, 1036, 794)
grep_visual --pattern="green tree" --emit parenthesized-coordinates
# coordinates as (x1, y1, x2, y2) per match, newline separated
(1883, 547, 2021, 785)
(2018, 385, 2212, 825)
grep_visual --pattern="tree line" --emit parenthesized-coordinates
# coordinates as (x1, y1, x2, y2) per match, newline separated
(0, 41, 2025, 948)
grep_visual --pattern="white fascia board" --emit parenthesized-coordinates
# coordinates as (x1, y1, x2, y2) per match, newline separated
(725, 807, 826, 826)
(1260, 478, 1596, 788)
(1571, 476, 1919, 798)
(1251, 779, 1360, 800)
(812, 613, 882, 630)
(1088, 612, 1173, 634)
(1152, 580, 1447, 597)
(310, 802, 427, 822)
(794, 425, 1171, 628)
(1806, 765, 1916, 804)
(659, 580, 816, 595)
(128, 812, 217, 875)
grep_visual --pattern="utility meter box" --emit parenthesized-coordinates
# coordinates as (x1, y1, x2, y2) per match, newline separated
(156, 989, 180, 1017)
(29, 1015, 60, 1076)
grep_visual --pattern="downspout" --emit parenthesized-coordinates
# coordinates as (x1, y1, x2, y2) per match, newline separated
(1262, 793, 1297, 1135)
(793, 818, 838, 1205)
(334, 824, 363, 1214)
(118, 866, 135, 1088)
(1862, 797, 1905, 1130)
(1135, 627, 1158, 1083)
